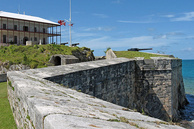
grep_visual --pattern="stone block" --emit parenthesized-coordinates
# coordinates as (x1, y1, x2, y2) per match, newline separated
(26, 41, 36, 46)
(106, 49, 117, 59)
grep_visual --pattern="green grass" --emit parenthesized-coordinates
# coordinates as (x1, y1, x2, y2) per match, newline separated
(114, 51, 172, 59)
(0, 82, 17, 129)
(0, 44, 93, 69)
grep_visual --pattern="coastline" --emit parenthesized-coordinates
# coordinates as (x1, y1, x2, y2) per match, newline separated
(180, 60, 194, 128)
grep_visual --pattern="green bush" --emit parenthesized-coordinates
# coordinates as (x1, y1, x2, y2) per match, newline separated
(34, 45, 39, 49)
(29, 60, 39, 69)
(38, 46, 45, 53)
(22, 54, 28, 65)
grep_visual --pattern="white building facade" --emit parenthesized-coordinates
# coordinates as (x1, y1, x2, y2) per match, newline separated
(0, 11, 61, 46)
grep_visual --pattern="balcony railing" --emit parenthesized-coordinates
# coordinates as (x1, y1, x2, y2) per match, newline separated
(0, 27, 61, 35)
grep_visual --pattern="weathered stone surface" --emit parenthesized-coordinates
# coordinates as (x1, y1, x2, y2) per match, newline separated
(0, 64, 30, 74)
(7, 57, 187, 128)
(44, 115, 137, 129)
(7, 69, 184, 129)
(106, 49, 117, 59)
(0, 64, 30, 82)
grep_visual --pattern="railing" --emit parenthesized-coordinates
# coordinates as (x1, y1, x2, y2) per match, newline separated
(0, 28, 61, 35)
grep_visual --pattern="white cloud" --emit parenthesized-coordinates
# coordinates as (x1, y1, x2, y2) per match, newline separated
(182, 47, 193, 51)
(153, 32, 185, 39)
(172, 12, 194, 21)
(161, 14, 175, 18)
(84, 27, 114, 32)
(148, 28, 155, 31)
(153, 35, 167, 39)
(117, 20, 153, 24)
(79, 35, 176, 50)
(73, 32, 96, 38)
(93, 13, 108, 18)
(166, 32, 185, 36)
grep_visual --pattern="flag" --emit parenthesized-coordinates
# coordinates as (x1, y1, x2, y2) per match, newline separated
(63, 22, 66, 26)
(58, 20, 62, 25)
(58, 20, 65, 25)
(69, 23, 73, 27)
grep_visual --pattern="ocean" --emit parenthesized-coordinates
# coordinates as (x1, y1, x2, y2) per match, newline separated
(181, 60, 194, 128)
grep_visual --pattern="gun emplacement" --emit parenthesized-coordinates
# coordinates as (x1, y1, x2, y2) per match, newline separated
(128, 48, 153, 51)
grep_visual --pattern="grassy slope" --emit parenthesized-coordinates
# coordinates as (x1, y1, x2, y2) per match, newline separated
(0, 44, 91, 68)
(114, 51, 171, 59)
(0, 82, 17, 129)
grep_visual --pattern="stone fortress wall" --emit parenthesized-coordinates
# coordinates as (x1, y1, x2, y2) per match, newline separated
(45, 57, 187, 121)
(7, 57, 187, 129)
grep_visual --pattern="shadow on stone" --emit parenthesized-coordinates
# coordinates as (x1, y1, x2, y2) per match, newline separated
(54, 56, 61, 66)
(134, 64, 171, 121)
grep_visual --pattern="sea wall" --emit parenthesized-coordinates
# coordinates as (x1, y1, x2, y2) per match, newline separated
(7, 57, 188, 128)
(44, 58, 187, 121)
(135, 58, 188, 121)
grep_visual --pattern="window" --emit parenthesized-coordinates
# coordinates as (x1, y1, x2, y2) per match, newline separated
(14, 25, 17, 30)
(3, 24, 6, 29)
(23, 26, 28, 31)
(43, 28, 45, 33)
(3, 35, 6, 43)
(14, 36, 17, 43)
(43, 38, 45, 44)
(34, 27, 37, 32)
(34, 37, 37, 41)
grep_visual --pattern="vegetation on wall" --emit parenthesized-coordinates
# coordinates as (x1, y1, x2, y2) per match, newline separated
(0, 44, 94, 69)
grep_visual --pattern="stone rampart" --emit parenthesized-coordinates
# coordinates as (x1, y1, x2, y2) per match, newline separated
(7, 58, 187, 129)
(45, 58, 136, 109)
(135, 58, 188, 121)
(43, 58, 187, 121)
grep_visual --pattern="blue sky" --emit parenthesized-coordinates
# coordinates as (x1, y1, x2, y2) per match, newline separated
(1, 0, 194, 59)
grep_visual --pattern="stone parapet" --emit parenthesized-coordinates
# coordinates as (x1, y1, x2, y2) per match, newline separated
(7, 58, 187, 128)
(135, 58, 187, 121)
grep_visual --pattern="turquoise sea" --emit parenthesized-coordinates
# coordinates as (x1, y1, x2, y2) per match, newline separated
(181, 60, 194, 128)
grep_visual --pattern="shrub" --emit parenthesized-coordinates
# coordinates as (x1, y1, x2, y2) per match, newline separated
(22, 54, 30, 65)
(38, 46, 45, 53)
(29, 60, 38, 69)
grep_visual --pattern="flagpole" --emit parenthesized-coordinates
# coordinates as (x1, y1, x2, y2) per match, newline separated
(69, 0, 72, 47)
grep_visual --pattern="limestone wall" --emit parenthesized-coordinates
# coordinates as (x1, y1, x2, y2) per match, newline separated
(46, 59, 136, 108)
(6, 58, 188, 128)
(44, 57, 187, 121)
(134, 58, 188, 121)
